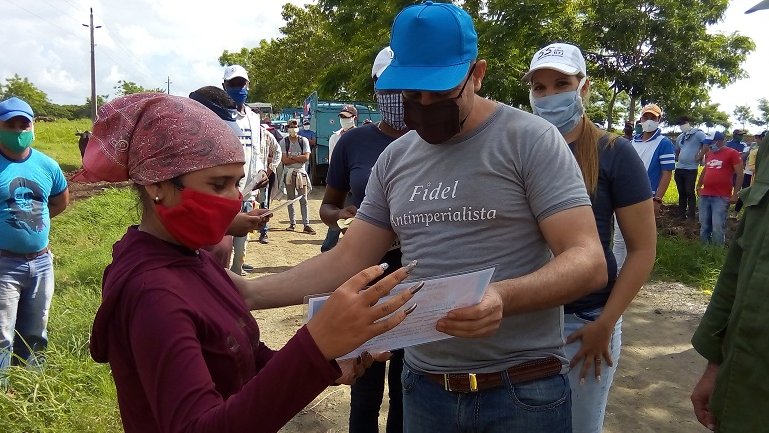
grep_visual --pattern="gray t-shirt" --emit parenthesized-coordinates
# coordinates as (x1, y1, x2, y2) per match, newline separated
(356, 104, 591, 373)
(676, 129, 706, 170)
(281, 136, 311, 171)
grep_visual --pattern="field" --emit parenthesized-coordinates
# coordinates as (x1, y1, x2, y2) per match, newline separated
(0, 120, 728, 432)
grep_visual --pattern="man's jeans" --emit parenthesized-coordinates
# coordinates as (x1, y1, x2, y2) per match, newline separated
(402, 362, 571, 433)
(674, 168, 698, 219)
(699, 195, 729, 245)
(350, 350, 404, 433)
(564, 308, 623, 433)
(230, 201, 253, 274)
(0, 252, 55, 371)
(286, 184, 309, 226)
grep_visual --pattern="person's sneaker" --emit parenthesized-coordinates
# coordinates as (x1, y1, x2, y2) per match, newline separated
(287, 224, 296, 231)
(258, 233, 269, 244)
(242, 264, 255, 272)
(303, 225, 317, 235)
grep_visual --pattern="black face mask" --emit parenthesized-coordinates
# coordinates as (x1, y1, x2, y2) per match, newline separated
(403, 65, 475, 144)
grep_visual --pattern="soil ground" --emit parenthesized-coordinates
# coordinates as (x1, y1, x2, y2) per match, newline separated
(236, 187, 712, 433)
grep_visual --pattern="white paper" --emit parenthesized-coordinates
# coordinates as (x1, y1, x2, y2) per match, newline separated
(262, 195, 304, 217)
(306, 266, 496, 360)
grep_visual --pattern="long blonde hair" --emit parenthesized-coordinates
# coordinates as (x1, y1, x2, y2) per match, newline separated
(572, 114, 617, 195)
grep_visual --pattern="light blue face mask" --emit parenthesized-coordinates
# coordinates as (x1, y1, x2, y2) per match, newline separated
(529, 77, 586, 135)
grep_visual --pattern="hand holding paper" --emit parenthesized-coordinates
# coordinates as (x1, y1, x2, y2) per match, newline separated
(306, 266, 495, 359)
(436, 286, 504, 338)
(305, 263, 417, 361)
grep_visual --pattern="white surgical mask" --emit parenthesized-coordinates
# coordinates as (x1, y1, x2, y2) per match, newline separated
(340, 117, 356, 130)
(641, 119, 659, 133)
(680, 123, 692, 133)
(303, 125, 310, 130)
(288, 127, 299, 135)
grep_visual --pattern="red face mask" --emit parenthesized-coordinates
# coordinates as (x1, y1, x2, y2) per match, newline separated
(155, 188, 242, 250)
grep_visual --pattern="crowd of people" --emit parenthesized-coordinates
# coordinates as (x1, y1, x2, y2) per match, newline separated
(0, 1, 767, 433)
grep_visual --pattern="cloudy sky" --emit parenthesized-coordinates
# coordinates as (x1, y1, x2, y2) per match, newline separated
(1, 0, 767, 131)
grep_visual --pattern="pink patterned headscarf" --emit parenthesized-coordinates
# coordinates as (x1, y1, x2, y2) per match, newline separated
(73, 93, 244, 185)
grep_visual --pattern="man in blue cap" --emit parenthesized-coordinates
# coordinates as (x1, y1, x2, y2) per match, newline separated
(238, 3, 605, 431)
(0, 97, 69, 377)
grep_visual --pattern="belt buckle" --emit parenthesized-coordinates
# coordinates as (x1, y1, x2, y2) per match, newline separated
(443, 373, 478, 393)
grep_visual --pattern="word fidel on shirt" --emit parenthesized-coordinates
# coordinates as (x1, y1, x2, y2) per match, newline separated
(392, 180, 499, 228)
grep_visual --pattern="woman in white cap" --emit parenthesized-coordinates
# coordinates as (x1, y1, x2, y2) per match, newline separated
(523, 43, 657, 433)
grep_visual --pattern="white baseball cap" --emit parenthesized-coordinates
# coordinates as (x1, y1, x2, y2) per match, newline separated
(372, 46, 394, 79)
(522, 43, 587, 82)
(223, 65, 249, 82)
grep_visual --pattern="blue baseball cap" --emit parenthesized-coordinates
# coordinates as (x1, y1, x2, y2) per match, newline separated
(702, 131, 725, 144)
(375, 1, 478, 92)
(0, 97, 34, 122)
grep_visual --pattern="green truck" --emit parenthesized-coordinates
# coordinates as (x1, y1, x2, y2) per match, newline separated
(302, 92, 381, 185)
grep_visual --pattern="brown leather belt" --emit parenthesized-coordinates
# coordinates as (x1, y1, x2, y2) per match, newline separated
(425, 356, 563, 393)
(0, 247, 50, 260)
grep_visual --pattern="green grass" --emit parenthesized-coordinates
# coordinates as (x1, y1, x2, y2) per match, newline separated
(653, 235, 726, 294)
(34, 119, 92, 172)
(0, 187, 137, 433)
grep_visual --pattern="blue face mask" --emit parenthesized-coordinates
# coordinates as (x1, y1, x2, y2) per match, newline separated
(226, 87, 248, 106)
(530, 77, 586, 135)
(710, 143, 722, 152)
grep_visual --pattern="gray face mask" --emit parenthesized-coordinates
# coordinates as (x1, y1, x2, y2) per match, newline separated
(376, 92, 407, 131)
(529, 77, 586, 135)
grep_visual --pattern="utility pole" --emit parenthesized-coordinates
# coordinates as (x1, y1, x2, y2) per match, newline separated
(83, 8, 102, 123)
(166, 76, 172, 94)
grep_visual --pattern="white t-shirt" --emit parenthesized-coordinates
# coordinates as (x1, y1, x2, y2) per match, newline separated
(234, 106, 265, 193)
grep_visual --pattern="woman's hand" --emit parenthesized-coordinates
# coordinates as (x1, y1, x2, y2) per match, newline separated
(565, 319, 614, 382)
(334, 352, 393, 385)
(306, 263, 417, 360)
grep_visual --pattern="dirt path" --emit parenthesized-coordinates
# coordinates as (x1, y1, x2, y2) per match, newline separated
(244, 187, 712, 433)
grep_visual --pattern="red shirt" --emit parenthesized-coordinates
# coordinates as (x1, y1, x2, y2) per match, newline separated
(90, 228, 340, 433)
(701, 147, 741, 197)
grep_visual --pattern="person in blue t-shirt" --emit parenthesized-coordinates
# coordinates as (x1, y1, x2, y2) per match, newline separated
(298, 119, 317, 150)
(674, 116, 707, 220)
(525, 43, 656, 433)
(0, 97, 69, 375)
(320, 46, 410, 433)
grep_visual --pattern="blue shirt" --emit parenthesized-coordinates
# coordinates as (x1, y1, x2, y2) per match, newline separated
(326, 123, 392, 208)
(675, 129, 706, 170)
(565, 136, 652, 314)
(0, 149, 67, 253)
(726, 139, 746, 154)
(632, 130, 676, 193)
(325, 123, 402, 269)
(298, 129, 316, 144)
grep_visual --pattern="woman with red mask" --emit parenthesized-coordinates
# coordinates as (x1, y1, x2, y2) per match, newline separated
(75, 94, 418, 433)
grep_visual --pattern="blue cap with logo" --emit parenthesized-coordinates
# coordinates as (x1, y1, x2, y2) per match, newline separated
(375, 1, 478, 92)
(702, 131, 725, 144)
(0, 97, 34, 122)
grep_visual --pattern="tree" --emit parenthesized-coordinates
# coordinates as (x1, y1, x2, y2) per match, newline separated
(752, 98, 769, 127)
(0, 74, 50, 114)
(114, 80, 164, 97)
(579, 0, 754, 130)
(733, 104, 754, 130)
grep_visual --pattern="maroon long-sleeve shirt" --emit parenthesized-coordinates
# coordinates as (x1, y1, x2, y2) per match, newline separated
(90, 227, 340, 433)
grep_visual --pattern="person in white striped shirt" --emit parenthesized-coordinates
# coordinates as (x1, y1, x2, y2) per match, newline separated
(613, 103, 675, 271)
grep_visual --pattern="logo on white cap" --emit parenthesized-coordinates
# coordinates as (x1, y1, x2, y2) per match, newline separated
(523, 43, 587, 82)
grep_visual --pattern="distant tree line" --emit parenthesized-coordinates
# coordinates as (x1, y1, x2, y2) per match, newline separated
(0, 75, 164, 121)
(220, 0, 754, 130)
